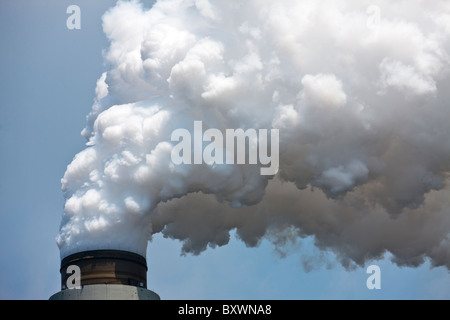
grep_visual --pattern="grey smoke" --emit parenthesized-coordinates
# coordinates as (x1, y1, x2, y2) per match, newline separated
(57, 0, 450, 270)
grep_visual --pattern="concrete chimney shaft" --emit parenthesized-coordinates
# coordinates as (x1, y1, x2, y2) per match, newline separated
(50, 250, 160, 300)
(60, 250, 148, 289)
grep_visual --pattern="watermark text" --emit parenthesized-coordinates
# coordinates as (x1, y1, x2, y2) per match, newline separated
(171, 121, 279, 176)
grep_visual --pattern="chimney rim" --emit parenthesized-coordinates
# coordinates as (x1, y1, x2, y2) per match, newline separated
(60, 249, 148, 272)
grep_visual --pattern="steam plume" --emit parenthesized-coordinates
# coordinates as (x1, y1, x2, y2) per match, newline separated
(57, 0, 450, 270)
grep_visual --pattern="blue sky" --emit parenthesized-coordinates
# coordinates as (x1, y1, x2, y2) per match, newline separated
(0, 0, 449, 300)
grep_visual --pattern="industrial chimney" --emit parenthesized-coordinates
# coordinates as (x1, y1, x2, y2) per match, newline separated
(49, 250, 160, 300)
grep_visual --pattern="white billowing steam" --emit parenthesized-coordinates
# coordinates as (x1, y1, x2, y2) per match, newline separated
(57, 0, 450, 270)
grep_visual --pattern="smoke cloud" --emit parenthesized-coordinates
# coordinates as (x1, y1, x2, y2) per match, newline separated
(57, 0, 450, 270)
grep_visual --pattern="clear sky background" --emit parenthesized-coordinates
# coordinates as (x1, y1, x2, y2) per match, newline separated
(0, 0, 449, 300)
